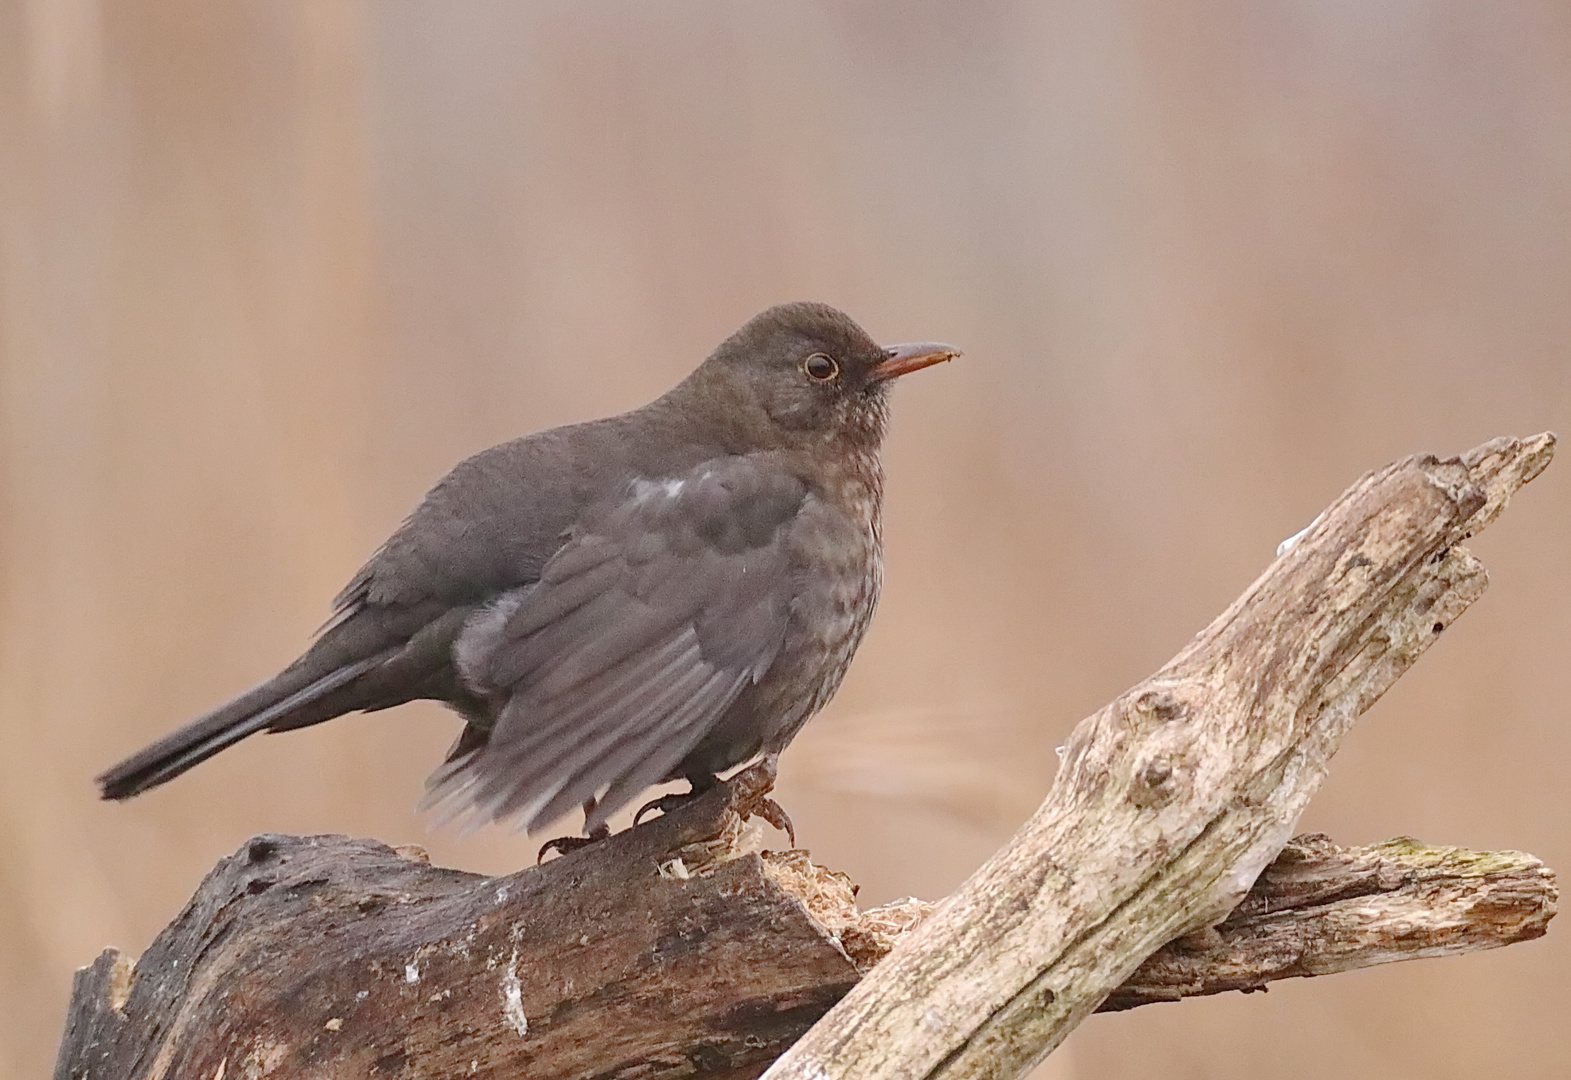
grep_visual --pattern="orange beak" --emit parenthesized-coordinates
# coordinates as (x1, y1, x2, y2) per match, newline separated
(869, 341, 962, 382)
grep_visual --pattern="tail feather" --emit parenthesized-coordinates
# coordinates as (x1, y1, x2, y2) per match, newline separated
(97, 650, 395, 800)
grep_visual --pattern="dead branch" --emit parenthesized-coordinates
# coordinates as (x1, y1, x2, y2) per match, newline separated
(1100, 833, 1555, 1010)
(763, 432, 1557, 1080)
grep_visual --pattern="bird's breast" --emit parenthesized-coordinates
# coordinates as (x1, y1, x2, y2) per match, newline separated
(749, 474, 884, 737)
(668, 455, 886, 776)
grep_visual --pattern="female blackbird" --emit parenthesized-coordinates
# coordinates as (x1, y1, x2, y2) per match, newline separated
(98, 302, 958, 840)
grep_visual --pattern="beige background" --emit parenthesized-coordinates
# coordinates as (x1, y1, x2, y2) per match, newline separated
(3, 3, 1569, 1078)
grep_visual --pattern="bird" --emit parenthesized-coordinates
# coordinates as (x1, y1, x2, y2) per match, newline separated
(97, 302, 958, 845)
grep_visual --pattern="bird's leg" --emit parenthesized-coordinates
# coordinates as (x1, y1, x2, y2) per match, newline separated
(536, 798, 611, 863)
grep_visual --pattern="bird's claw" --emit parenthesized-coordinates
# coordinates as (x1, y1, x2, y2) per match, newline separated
(632, 792, 694, 827)
(751, 796, 796, 847)
(537, 825, 610, 864)
(727, 756, 795, 846)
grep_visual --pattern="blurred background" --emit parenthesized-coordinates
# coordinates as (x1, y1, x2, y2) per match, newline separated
(3, 2, 1568, 1078)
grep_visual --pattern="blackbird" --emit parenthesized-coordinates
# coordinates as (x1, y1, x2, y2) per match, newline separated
(97, 302, 958, 841)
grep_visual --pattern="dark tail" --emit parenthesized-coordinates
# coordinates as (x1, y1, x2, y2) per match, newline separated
(97, 650, 394, 800)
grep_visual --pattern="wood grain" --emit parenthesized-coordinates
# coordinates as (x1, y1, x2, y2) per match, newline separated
(763, 433, 1556, 1080)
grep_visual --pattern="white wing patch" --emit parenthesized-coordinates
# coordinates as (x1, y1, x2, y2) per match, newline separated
(630, 476, 686, 504)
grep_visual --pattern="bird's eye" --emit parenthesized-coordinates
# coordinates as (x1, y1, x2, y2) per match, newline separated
(803, 353, 840, 382)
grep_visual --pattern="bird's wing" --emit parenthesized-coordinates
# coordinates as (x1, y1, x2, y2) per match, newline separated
(325, 421, 630, 629)
(422, 454, 806, 833)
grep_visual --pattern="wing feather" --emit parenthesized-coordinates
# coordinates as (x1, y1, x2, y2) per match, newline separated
(427, 455, 805, 832)
(584, 670, 750, 830)
(481, 635, 711, 822)
(523, 663, 742, 830)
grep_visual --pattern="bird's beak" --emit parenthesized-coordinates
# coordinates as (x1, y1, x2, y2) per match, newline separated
(869, 341, 962, 382)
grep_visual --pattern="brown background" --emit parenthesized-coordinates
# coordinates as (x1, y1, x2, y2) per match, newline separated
(3, 3, 1568, 1079)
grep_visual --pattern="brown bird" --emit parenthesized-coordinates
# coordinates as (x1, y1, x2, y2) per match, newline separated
(97, 302, 958, 843)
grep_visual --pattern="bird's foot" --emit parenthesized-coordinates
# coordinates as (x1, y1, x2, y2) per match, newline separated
(536, 824, 610, 864)
(537, 798, 611, 863)
(633, 787, 796, 847)
(729, 754, 795, 846)
(632, 756, 798, 847)
(633, 792, 696, 827)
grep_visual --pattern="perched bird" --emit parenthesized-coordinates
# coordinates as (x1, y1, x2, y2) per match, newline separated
(98, 302, 958, 843)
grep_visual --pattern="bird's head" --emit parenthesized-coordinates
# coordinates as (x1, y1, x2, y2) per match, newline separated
(686, 302, 959, 454)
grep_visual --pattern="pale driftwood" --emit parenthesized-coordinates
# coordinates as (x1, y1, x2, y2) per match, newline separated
(53, 801, 1555, 1080)
(762, 433, 1557, 1080)
(1098, 833, 1556, 1010)
(55, 435, 1558, 1080)
(811, 832, 1557, 1010)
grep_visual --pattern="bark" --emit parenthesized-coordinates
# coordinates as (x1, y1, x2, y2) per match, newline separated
(54, 435, 1558, 1080)
(52, 816, 1555, 1080)
(56, 778, 856, 1080)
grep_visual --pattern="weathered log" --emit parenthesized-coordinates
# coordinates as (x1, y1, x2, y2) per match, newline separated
(54, 435, 1558, 1080)
(53, 804, 1555, 1080)
(56, 777, 853, 1080)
